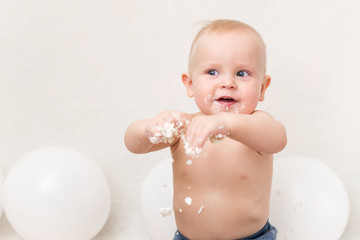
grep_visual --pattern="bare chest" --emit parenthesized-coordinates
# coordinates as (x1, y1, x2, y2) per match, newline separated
(171, 138, 272, 186)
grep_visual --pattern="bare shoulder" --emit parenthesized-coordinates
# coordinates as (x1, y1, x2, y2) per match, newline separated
(251, 110, 274, 118)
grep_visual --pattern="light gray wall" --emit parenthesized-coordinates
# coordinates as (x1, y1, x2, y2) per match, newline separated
(0, 0, 359, 239)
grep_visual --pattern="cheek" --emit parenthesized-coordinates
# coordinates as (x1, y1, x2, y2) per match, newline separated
(241, 84, 262, 105)
(192, 84, 216, 114)
(194, 93, 211, 109)
(193, 82, 212, 100)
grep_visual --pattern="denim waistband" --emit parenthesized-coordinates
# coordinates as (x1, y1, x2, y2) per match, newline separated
(243, 220, 270, 239)
(174, 220, 277, 240)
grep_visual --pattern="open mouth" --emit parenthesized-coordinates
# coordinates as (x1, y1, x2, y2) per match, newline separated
(216, 96, 236, 102)
(215, 96, 237, 107)
(218, 97, 235, 102)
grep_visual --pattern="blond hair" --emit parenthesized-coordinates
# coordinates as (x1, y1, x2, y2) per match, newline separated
(188, 19, 267, 71)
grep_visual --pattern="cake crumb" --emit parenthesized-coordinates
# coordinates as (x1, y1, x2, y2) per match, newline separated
(183, 136, 202, 158)
(198, 205, 205, 214)
(209, 133, 226, 144)
(149, 121, 184, 144)
(158, 207, 172, 217)
(185, 197, 192, 205)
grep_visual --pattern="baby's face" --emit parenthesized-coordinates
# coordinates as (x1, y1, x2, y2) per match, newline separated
(184, 31, 270, 115)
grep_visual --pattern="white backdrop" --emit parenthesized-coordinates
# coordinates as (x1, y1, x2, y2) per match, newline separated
(0, 0, 359, 239)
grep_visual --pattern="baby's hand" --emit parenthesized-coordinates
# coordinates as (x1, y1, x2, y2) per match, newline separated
(146, 111, 193, 145)
(184, 114, 230, 150)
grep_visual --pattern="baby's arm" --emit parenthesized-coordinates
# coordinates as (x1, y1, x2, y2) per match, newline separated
(185, 111, 287, 154)
(124, 111, 193, 154)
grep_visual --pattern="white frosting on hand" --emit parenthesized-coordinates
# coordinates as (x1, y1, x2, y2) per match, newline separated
(149, 121, 184, 144)
(209, 133, 226, 144)
(183, 138, 202, 158)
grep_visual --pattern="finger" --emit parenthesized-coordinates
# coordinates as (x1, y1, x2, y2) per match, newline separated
(194, 126, 212, 148)
(186, 119, 207, 148)
(184, 119, 196, 145)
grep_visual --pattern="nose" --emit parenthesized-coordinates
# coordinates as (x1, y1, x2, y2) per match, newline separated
(220, 76, 237, 89)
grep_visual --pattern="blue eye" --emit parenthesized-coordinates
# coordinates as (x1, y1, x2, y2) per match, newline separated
(237, 71, 249, 77)
(208, 70, 219, 76)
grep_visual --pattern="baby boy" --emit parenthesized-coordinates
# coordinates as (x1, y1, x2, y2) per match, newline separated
(125, 19, 287, 240)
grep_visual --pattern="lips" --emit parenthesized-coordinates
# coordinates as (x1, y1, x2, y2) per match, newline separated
(215, 96, 237, 107)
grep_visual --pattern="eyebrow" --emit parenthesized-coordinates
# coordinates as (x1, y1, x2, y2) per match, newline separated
(199, 61, 256, 70)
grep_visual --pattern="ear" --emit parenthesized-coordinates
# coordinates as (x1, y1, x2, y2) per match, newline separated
(259, 75, 271, 102)
(182, 72, 194, 98)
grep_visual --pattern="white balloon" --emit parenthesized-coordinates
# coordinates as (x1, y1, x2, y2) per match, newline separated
(270, 156, 349, 240)
(3, 146, 111, 240)
(0, 168, 4, 218)
(141, 159, 176, 240)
